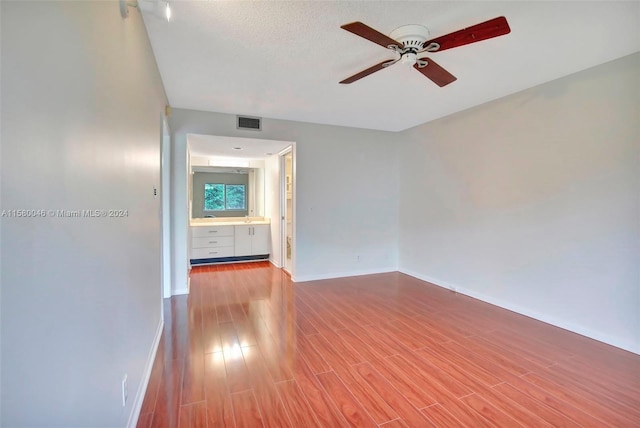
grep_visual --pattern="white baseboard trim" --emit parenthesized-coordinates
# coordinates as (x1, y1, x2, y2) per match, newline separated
(269, 258, 282, 268)
(295, 266, 397, 283)
(400, 268, 639, 355)
(127, 317, 164, 428)
(172, 287, 189, 296)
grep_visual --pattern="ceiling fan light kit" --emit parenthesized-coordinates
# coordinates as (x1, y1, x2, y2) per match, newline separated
(340, 16, 511, 87)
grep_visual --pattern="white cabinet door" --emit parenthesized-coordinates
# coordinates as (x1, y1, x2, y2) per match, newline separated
(234, 224, 270, 256)
(234, 225, 253, 256)
(251, 224, 270, 255)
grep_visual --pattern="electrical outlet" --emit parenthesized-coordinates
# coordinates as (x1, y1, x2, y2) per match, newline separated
(122, 374, 128, 407)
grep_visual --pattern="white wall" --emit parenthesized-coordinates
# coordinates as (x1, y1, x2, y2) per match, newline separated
(399, 53, 640, 353)
(162, 120, 172, 299)
(1, 2, 167, 426)
(254, 164, 265, 218)
(169, 109, 399, 288)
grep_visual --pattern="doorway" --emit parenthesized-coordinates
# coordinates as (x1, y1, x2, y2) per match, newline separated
(180, 134, 295, 291)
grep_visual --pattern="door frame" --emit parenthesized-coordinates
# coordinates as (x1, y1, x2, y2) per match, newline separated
(180, 136, 295, 288)
(279, 146, 295, 277)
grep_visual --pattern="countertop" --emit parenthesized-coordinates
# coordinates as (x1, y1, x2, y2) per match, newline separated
(190, 217, 271, 227)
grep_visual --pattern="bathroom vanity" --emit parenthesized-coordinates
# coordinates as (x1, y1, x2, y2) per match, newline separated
(189, 217, 270, 265)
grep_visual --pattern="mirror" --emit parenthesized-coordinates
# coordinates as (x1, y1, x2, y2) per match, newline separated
(187, 132, 289, 221)
(191, 166, 264, 219)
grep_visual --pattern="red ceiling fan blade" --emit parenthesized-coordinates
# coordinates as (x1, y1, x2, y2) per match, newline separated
(413, 58, 457, 87)
(423, 16, 510, 52)
(341, 22, 403, 49)
(340, 60, 395, 84)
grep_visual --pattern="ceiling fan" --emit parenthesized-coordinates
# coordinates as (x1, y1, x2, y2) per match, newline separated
(339, 17, 511, 87)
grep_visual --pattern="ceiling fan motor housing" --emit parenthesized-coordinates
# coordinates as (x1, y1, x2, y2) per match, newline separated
(389, 24, 432, 65)
(389, 24, 430, 50)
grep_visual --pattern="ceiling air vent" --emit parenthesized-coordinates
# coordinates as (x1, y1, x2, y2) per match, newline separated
(237, 115, 261, 131)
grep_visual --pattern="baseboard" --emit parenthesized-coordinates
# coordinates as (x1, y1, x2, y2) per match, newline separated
(172, 287, 189, 296)
(399, 268, 639, 355)
(127, 317, 164, 428)
(295, 266, 397, 283)
(269, 258, 282, 268)
(399, 269, 457, 293)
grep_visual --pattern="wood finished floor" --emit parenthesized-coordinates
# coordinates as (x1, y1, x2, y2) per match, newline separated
(138, 262, 640, 427)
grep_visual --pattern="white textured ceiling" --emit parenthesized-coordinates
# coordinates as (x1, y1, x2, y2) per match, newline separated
(141, 1, 640, 132)
(188, 133, 292, 158)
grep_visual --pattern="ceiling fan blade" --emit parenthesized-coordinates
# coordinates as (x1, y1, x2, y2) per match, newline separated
(423, 16, 510, 52)
(413, 58, 457, 87)
(341, 21, 403, 49)
(340, 59, 396, 84)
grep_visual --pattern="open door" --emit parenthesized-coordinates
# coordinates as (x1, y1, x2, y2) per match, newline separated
(281, 149, 293, 274)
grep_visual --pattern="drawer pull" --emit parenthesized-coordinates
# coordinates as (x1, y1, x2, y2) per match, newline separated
(209, 251, 218, 255)
(208, 230, 218, 233)
(209, 241, 217, 244)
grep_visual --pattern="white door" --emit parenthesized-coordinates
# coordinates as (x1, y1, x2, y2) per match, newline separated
(281, 150, 293, 273)
(252, 225, 270, 255)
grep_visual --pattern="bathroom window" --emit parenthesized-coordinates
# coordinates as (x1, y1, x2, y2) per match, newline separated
(204, 183, 246, 211)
